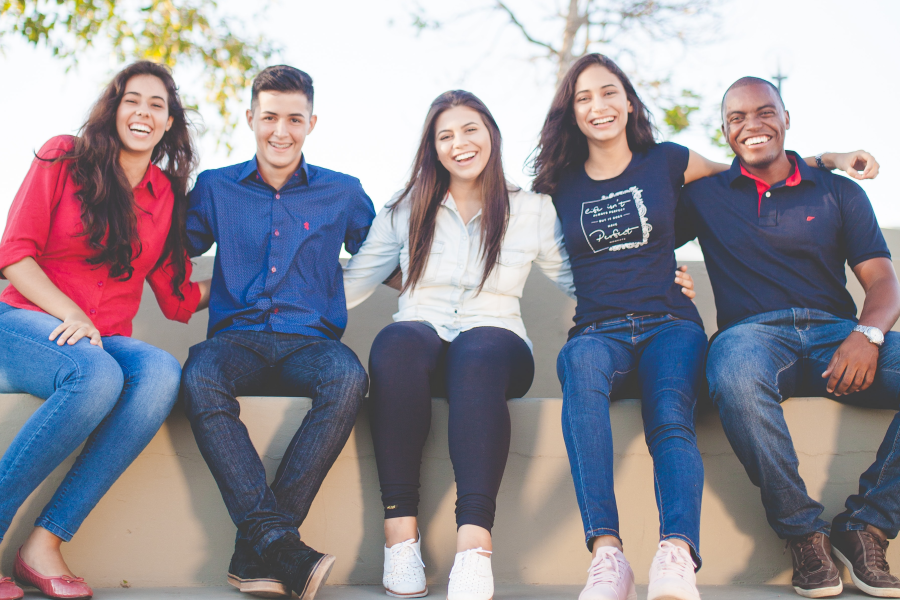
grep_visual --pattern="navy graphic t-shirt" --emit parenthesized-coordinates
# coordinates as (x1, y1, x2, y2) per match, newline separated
(553, 142, 702, 337)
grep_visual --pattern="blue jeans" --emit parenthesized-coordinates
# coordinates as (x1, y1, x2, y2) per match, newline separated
(707, 308, 900, 539)
(558, 314, 707, 564)
(181, 330, 368, 557)
(0, 303, 181, 542)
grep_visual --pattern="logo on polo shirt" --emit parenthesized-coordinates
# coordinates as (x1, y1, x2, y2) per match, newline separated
(807, 216, 815, 221)
(581, 186, 651, 253)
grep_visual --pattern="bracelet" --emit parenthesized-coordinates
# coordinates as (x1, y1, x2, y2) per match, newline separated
(815, 152, 830, 170)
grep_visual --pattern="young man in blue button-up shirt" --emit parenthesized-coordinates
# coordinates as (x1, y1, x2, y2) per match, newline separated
(180, 65, 375, 599)
(681, 77, 900, 599)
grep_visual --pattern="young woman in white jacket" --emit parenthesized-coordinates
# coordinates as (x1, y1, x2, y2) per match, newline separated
(343, 90, 693, 600)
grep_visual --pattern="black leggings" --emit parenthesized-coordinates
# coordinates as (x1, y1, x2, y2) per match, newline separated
(368, 322, 534, 531)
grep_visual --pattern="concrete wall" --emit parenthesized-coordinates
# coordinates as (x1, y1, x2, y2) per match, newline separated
(1, 232, 899, 587)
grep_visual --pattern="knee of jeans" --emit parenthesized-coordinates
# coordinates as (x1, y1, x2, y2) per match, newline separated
(62, 349, 125, 416)
(180, 357, 228, 420)
(320, 356, 368, 408)
(707, 345, 767, 407)
(645, 420, 697, 454)
(135, 349, 182, 417)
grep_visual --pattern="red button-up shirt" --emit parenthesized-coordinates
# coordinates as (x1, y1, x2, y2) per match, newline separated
(0, 136, 200, 336)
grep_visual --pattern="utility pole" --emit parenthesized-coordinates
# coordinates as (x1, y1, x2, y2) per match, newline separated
(772, 62, 788, 94)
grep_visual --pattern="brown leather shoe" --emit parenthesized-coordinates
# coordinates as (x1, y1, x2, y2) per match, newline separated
(832, 525, 900, 598)
(787, 532, 843, 598)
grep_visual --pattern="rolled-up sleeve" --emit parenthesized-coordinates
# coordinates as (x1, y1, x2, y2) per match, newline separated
(147, 252, 202, 323)
(0, 138, 71, 277)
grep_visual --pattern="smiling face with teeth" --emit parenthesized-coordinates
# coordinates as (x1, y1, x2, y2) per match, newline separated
(115, 74, 174, 159)
(247, 91, 317, 190)
(723, 80, 791, 172)
(572, 65, 633, 148)
(434, 106, 492, 186)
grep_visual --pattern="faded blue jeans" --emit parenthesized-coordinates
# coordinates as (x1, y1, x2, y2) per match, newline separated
(0, 302, 181, 542)
(558, 314, 707, 565)
(181, 330, 368, 557)
(707, 308, 900, 539)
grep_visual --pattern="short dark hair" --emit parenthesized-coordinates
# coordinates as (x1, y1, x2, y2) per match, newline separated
(251, 65, 314, 111)
(721, 76, 784, 120)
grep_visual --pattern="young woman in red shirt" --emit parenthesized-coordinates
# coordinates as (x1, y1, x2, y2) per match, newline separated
(0, 61, 209, 600)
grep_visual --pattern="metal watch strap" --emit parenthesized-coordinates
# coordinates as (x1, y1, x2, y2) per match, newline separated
(815, 152, 830, 170)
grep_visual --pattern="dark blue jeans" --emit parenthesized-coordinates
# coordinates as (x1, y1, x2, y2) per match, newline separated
(0, 303, 181, 542)
(181, 330, 368, 557)
(707, 308, 900, 539)
(557, 314, 707, 564)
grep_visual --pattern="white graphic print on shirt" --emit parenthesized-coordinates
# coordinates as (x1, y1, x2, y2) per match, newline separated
(580, 186, 652, 253)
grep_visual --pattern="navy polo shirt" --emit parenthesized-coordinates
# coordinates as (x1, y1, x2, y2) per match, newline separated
(679, 151, 890, 331)
(186, 155, 376, 339)
(553, 141, 702, 337)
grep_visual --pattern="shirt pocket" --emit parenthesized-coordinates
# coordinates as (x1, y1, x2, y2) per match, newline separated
(485, 247, 527, 294)
(421, 241, 445, 283)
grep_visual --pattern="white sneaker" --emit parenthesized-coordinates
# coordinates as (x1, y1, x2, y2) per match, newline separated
(446, 548, 493, 600)
(647, 540, 700, 600)
(579, 547, 636, 600)
(383, 532, 428, 598)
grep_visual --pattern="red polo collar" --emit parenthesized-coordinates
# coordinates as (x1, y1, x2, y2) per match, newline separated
(740, 156, 802, 216)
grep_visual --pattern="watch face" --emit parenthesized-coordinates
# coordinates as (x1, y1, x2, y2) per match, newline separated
(871, 328, 885, 344)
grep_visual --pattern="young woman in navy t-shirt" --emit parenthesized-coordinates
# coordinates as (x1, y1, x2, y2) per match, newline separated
(531, 53, 874, 600)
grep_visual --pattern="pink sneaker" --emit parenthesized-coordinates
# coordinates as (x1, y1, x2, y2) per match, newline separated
(648, 541, 700, 600)
(579, 547, 636, 600)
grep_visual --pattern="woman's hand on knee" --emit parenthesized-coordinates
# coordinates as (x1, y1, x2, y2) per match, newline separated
(49, 311, 103, 348)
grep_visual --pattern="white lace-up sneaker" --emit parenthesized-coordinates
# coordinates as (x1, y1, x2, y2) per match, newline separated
(383, 532, 427, 598)
(647, 540, 700, 600)
(579, 546, 636, 600)
(446, 548, 493, 600)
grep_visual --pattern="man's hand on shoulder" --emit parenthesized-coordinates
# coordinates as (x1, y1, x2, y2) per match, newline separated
(822, 331, 879, 396)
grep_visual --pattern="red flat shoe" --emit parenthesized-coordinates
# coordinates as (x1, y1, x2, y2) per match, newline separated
(13, 550, 92, 599)
(0, 577, 23, 600)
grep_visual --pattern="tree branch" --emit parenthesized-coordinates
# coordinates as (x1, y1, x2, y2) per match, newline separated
(494, 0, 558, 56)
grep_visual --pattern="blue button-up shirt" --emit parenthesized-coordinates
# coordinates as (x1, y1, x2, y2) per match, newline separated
(186, 155, 375, 339)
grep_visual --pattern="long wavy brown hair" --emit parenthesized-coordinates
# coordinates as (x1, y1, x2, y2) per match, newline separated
(53, 61, 197, 298)
(531, 54, 656, 196)
(391, 90, 513, 293)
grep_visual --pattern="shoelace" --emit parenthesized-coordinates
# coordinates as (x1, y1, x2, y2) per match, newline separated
(448, 548, 492, 582)
(652, 541, 694, 579)
(586, 547, 622, 587)
(787, 534, 824, 571)
(861, 532, 891, 573)
(390, 537, 425, 568)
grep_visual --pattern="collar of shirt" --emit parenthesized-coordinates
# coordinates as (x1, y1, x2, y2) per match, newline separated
(728, 151, 810, 215)
(135, 162, 166, 199)
(441, 192, 483, 224)
(236, 154, 310, 187)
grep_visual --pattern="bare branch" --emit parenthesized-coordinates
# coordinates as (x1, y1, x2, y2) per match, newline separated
(494, 1, 559, 56)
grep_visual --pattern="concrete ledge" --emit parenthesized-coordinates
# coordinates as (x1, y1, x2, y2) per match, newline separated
(1, 394, 897, 588)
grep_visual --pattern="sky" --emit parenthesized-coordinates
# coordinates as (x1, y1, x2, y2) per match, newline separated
(1, 0, 898, 261)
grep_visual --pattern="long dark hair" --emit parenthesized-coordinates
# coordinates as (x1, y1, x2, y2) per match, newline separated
(391, 90, 513, 293)
(531, 54, 656, 196)
(56, 61, 197, 298)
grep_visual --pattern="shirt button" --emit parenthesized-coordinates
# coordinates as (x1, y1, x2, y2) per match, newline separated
(275, 194, 281, 199)
(765, 191, 771, 197)
(274, 230, 280, 237)
(89, 309, 96, 315)
(271, 266, 277, 273)
(273, 308, 279, 314)
(97, 281, 103, 287)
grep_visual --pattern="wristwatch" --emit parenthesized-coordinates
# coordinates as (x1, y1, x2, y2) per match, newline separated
(815, 152, 831, 171)
(853, 324, 885, 346)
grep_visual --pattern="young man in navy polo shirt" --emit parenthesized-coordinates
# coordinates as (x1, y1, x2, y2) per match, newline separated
(681, 77, 900, 599)
(180, 66, 375, 599)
